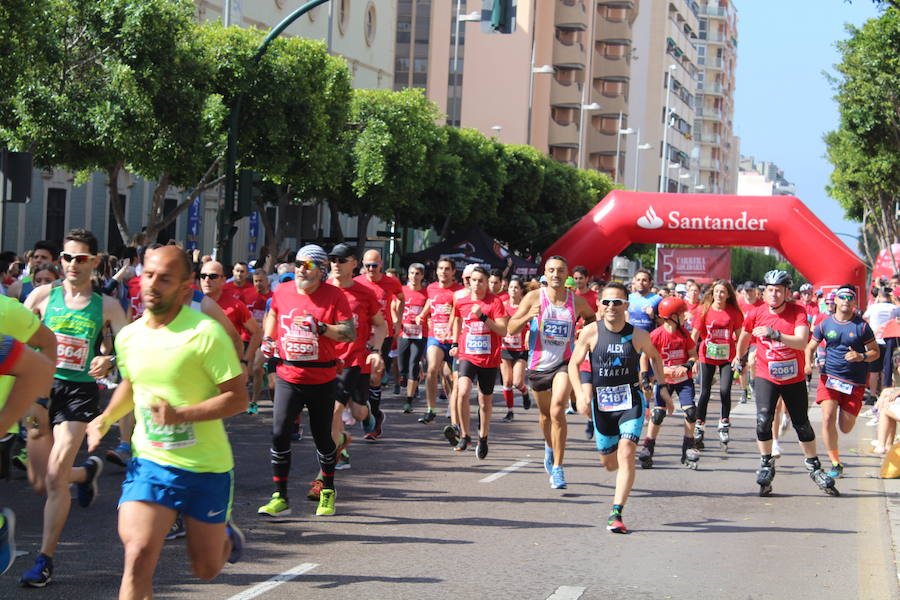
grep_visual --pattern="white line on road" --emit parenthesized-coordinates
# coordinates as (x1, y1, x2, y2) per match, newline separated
(546, 585, 586, 600)
(480, 460, 531, 483)
(227, 562, 319, 600)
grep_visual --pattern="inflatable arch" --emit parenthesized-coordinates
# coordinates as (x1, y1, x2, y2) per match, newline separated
(544, 191, 868, 305)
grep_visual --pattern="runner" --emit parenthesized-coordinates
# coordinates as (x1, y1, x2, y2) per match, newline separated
(248, 270, 273, 413)
(637, 297, 697, 469)
(354, 249, 404, 440)
(627, 269, 662, 334)
(805, 285, 878, 478)
(863, 286, 896, 400)
(690, 280, 743, 452)
(573, 266, 598, 437)
(417, 258, 463, 426)
(20, 228, 129, 587)
(258, 245, 354, 518)
(5, 241, 58, 302)
(85, 245, 247, 599)
(499, 277, 529, 422)
(222, 261, 258, 305)
(737, 281, 765, 403)
(508, 256, 595, 489)
(326, 244, 386, 473)
(733, 270, 839, 497)
(568, 282, 670, 533)
(398, 263, 428, 414)
(798, 283, 819, 324)
(199, 261, 262, 372)
(448, 266, 508, 458)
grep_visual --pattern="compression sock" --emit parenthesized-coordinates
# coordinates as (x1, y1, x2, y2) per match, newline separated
(502, 387, 514, 409)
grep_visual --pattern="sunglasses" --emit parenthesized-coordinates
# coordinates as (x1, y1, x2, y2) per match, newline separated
(61, 252, 94, 264)
(363, 263, 380, 269)
(295, 260, 319, 270)
(600, 298, 625, 306)
(199, 273, 221, 280)
(329, 256, 352, 264)
(835, 294, 855, 301)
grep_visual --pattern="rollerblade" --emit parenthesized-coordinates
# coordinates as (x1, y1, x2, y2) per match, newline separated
(681, 437, 700, 470)
(638, 439, 655, 469)
(756, 456, 776, 496)
(693, 422, 705, 450)
(805, 457, 840, 496)
(717, 419, 730, 452)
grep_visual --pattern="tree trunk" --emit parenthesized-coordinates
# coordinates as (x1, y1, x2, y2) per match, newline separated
(107, 162, 131, 244)
(356, 212, 372, 250)
(328, 202, 344, 242)
(141, 173, 171, 243)
(143, 159, 223, 246)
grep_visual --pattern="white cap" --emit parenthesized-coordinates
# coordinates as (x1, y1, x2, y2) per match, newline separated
(462, 264, 477, 277)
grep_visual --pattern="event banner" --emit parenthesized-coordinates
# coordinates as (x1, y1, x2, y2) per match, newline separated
(655, 246, 731, 284)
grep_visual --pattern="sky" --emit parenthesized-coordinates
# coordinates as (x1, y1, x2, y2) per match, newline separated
(732, 0, 884, 249)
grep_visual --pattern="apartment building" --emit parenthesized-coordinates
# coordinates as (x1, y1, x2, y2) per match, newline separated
(737, 156, 796, 197)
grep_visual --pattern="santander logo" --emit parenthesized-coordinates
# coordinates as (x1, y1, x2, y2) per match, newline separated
(636, 205, 769, 232)
(637, 206, 664, 229)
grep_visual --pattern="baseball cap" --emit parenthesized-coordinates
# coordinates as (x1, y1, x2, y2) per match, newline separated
(462, 264, 477, 278)
(675, 283, 687, 293)
(742, 281, 755, 291)
(328, 243, 357, 259)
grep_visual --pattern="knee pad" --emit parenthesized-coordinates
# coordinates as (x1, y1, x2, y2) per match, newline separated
(756, 412, 774, 442)
(683, 405, 697, 424)
(794, 418, 815, 443)
(650, 407, 666, 425)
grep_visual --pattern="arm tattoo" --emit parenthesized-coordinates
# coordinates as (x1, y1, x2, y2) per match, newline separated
(335, 318, 356, 342)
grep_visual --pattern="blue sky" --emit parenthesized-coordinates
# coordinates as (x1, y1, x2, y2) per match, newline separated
(733, 0, 883, 250)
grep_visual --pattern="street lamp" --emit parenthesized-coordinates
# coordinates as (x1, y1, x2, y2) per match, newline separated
(578, 102, 602, 169)
(451, 4, 481, 126)
(658, 64, 677, 193)
(491, 125, 503, 140)
(615, 127, 634, 184)
(633, 130, 652, 190)
(527, 65, 554, 145)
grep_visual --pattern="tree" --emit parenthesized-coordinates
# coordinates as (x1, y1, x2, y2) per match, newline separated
(482, 144, 545, 250)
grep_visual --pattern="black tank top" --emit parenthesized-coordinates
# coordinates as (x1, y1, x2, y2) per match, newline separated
(590, 321, 641, 388)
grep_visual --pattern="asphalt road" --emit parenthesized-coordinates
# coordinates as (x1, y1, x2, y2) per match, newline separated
(1, 381, 897, 600)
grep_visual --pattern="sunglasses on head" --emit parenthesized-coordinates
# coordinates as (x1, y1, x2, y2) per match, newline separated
(61, 252, 94, 264)
(199, 273, 221, 280)
(329, 256, 352, 264)
(295, 259, 319, 270)
(600, 298, 625, 307)
(363, 263, 380, 269)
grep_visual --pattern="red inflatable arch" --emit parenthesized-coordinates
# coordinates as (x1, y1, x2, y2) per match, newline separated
(544, 191, 868, 305)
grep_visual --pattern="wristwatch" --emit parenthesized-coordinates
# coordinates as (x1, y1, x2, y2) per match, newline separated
(317, 322, 328, 336)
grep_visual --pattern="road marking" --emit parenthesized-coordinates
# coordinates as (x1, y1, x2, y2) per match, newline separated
(480, 460, 531, 483)
(227, 562, 318, 600)
(546, 585, 586, 600)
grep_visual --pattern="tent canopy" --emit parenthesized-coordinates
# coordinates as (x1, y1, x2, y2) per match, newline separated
(404, 228, 538, 277)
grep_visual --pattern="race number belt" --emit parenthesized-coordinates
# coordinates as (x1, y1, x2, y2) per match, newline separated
(282, 330, 318, 362)
(824, 376, 853, 394)
(768, 359, 798, 381)
(465, 333, 491, 355)
(595, 384, 633, 412)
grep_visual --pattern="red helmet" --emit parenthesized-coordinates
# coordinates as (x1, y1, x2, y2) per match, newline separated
(658, 296, 688, 319)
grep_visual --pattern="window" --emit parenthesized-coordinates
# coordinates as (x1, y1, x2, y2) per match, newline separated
(551, 107, 576, 124)
(45, 188, 66, 250)
(364, 3, 377, 46)
(597, 41, 628, 59)
(156, 198, 178, 244)
(107, 194, 126, 255)
(601, 6, 628, 23)
(338, 0, 349, 35)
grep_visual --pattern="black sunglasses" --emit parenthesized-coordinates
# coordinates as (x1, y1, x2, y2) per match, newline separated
(329, 256, 352, 264)
(199, 273, 221, 280)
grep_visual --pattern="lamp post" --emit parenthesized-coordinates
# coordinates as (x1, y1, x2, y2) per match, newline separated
(452, 4, 481, 127)
(658, 64, 677, 193)
(527, 65, 555, 145)
(615, 126, 633, 185)
(633, 130, 652, 190)
(491, 125, 503, 140)
(578, 102, 602, 169)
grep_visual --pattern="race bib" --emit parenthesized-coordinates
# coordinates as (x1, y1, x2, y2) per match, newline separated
(706, 341, 730, 360)
(433, 322, 451, 341)
(139, 406, 196, 449)
(825, 376, 853, 395)
(595, 384, 633, 412)
(252, 309, 265, 325)
(768, 359, 798, 381)
(55, 333, 88, 371)
(503, 334, 524, 350)
(402, 323, 423, 339)
(283, 330, 319, 362)
(542, 319, 571, 342)
(465, 333, 491, 355)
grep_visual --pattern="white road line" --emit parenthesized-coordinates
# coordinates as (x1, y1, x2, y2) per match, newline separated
(479, 460, 531, 483)
(546, 585, 586, 600)
(227, 562, 319, 600)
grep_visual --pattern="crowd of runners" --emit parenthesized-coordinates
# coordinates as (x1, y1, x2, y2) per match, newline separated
(0, 229, 899, 595)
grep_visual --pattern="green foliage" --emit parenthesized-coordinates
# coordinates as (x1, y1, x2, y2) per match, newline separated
(731, 248, 806, 286)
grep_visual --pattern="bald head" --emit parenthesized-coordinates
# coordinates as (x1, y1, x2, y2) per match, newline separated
(201, 261, 225, 276)
(146, 245, 192, 281)
(362, 249, 383, 277)
(199, 260, 226, 297)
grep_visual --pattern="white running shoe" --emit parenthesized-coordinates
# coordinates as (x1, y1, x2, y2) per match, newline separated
(771, 440, 783, 459)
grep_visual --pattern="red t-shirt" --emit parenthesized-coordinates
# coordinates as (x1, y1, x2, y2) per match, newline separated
(247, 290, 272, 329)
(497, 291, 510, 303)
(400, 285, 428, 340)
(575, 288, 599, 311)
(800, 300, 820, 323)
(743, 303, 809, 385)
(426, 281, 464, 342)
(332, 280, 380, 372)
(650, 326, 696, 384)
(354, 274, 403, 332)
(270, 281, 353, 385)
(215, 293, 253, 342)
(455, 292, 506, 368)
(127, 277, 143, 321)
(501, 300, 527, 351)
(223, 280, 259, 305)
(738, 298, 765, 315)
(692, 305, 744, 364)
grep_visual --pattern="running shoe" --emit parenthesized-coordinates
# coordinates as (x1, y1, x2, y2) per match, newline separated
(607, 512, 628, 534)
(337, 432, 352, 455)
(454, 436, 471, 452)
(584, 420, 595, 440)
(246, 400, 259, 415)
(165, 515, 186, 541)
(550, 465, 567, 489)
(740, 388, 749, 404)
(258, 492, 291, 517)
(418, 410, 436, 424)
(316, 489, 336, 516)
(771, 440, 783, 459)
(439, 391, 447, 401)
(402, 402, 413, 414)
(565, 406, 576, 415)
(443, 424, 460, 447)
(105, 442, 131, 468)
(226, 520, 245, 563)
(522, 390, 532, 410)
(11, 448, 27, 471)
(20, 553, 52, 587)
(291, 424, 304, 442)
(362, 411, 376, 434)
(335, 449, 351, 470)
(779, 414, 791, 436)
(544, 445, 554, 474)
(364, 410, 386, 441)
(76, 456, 103, 508)
(393, 383, 401, 396)
(501, 410, 514, 422)
(827, 462, 844, 479)
(342, 407, 356, 426)
(0, 508, 15, 576)
(307, 478, 324, 500)
(476, 437, 489, 460)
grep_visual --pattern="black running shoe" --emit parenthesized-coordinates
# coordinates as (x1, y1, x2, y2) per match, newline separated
(454, 435, 470, 452)
(418, 410, 436, 424)
(522, 390, 532, 410)
(501, 410, 514, 422)
(476, 437, 488, 459)
(443, 425, 459, 446)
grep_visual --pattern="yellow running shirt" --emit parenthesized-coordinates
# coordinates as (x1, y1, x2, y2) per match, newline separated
(116, 305, 242, 473)
(0, 295, 42, 433)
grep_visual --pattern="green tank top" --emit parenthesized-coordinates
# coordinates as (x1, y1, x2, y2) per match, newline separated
(44, 286, 104, 382)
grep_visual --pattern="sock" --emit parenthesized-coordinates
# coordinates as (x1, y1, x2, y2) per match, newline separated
(827, 450, 840, 464)
(318, 448, 337, 489)
(271, 447, 291, 499)
(642, 437, 653, 447)
(611, 504, 624, 515)
(502, 387, 514, 409)
(369, 385, 382, 416)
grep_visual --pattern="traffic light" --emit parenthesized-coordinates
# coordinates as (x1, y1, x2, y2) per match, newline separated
(0, 149, 32, 203)
(236, 169, 261, 219)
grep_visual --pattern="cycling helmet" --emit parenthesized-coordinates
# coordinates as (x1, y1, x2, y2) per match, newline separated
(658, 296, 688, 319)
(763, 270, 792, 288)
(799, 283, 813, 292)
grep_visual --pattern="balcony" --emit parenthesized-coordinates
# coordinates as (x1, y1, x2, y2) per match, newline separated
(550, 78, 584, 107)
(703, 82, 725, 95)
(699, 159, 722, 171)
(553, 38, 586, 69)
(593, 51, 631, 79)
(556, 0, 588, 30)
(696, 106, 723, 120)
(700, 31, 726, 44)
(704, 57, 724, 70)
(699, 4, 730, 19)
(548, 120, 581, 147)
(696, 132, 721, 145)
(596, 15, 633, 41)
